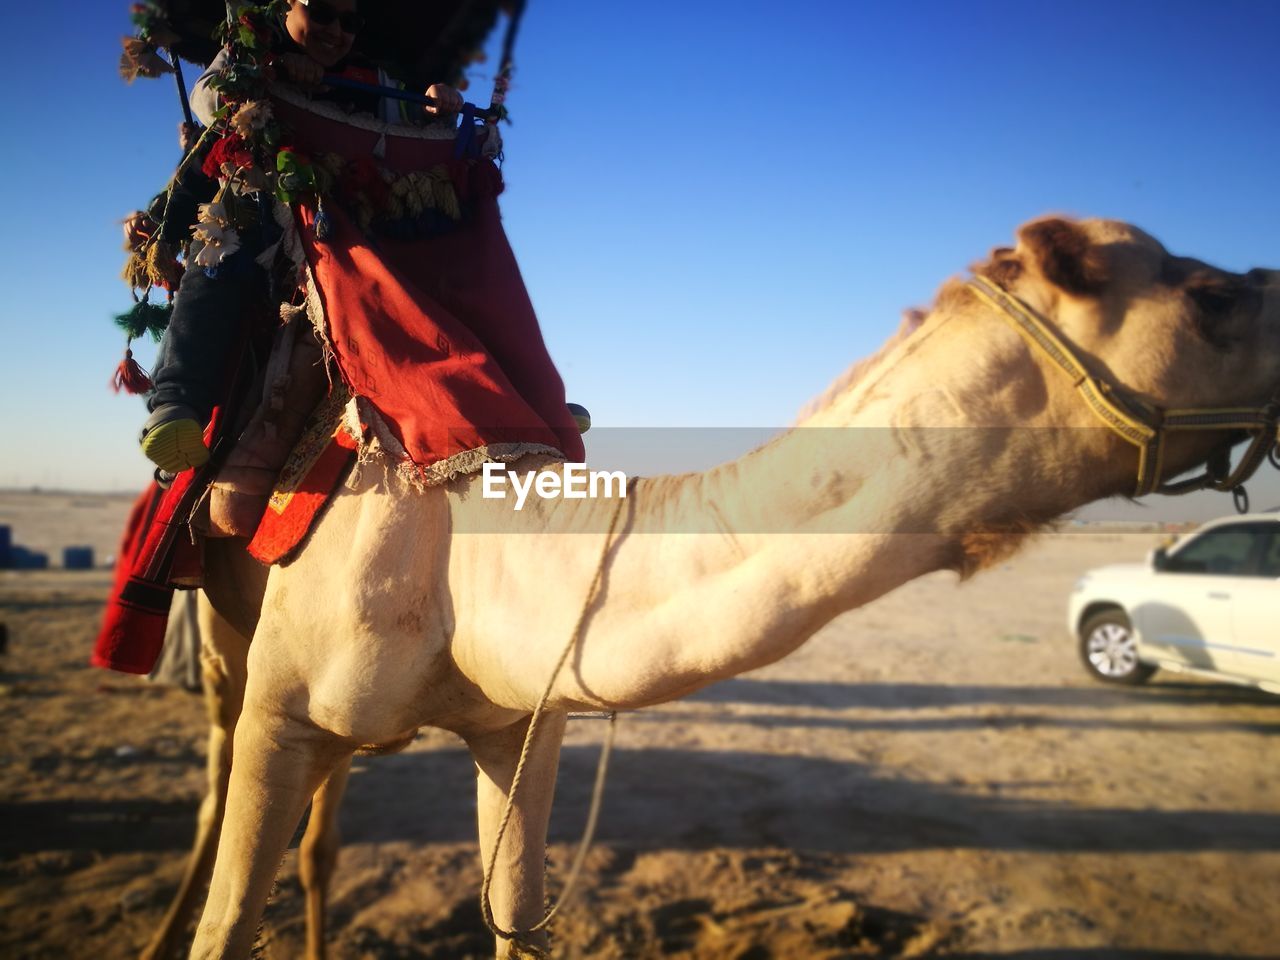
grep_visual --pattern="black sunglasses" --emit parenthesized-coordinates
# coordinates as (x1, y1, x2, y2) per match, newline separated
(298, 0, 364, 34)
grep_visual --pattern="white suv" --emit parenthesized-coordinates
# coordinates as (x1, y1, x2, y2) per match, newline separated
(1068, 514, 1280, 693)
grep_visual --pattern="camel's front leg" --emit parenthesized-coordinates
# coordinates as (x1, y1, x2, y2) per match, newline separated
(467, 712, 568, 959)
(299, 754, 351, 960)
(141, 593, 248, 960)
(190, 686, 349, 959)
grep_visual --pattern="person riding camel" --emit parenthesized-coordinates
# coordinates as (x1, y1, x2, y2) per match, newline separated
(99, 0, 589, 683)
(139, 0, 463, 475)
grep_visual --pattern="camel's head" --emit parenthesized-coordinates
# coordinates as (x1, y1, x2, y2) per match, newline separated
(976, 217, 1278, 408)
(966, 216, 1280, 489)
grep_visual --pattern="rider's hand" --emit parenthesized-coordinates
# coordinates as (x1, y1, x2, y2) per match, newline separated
(122, 211, 156, 250)
(278, 53, 325, 90)
(425, 83, 463, 119)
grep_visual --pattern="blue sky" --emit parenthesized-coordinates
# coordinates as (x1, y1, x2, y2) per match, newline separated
(1, 0, 1277, 514)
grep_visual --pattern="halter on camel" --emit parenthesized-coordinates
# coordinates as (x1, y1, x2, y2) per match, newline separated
(967, 275, 1280, 512)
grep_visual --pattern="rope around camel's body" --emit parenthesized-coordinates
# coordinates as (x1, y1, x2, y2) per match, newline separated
(479, 482, 632, 942)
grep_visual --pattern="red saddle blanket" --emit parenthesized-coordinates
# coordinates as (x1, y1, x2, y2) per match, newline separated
(247, 393, 359, 566)
(94, 102, 584, 675)
(92, 441, 221, 676)
(283, 95, 585, 478)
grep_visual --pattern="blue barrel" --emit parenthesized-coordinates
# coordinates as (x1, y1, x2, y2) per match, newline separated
(12, 547, 49, 570)
(63, 546, 95, 570)
(0, 525, 10, 569)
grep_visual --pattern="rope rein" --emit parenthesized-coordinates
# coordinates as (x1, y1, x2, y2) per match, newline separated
(480, 479, 632, 942)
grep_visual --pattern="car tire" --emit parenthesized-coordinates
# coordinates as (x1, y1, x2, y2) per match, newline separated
(1078, 609, 1157, 685)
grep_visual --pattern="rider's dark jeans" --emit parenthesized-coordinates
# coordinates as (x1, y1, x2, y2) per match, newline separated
(147, 212, 272, 423)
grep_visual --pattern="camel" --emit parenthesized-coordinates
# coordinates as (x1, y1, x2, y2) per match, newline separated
(170, 215, 1276, 959)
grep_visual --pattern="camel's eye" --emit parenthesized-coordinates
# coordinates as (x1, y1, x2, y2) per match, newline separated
(1158, 258, 1191, 286)
(1184, 273, 1258, 351)
(1185, 276, 1240, 315)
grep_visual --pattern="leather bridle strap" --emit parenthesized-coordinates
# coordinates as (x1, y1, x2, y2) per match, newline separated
(966, 275, 1280, 500)
(1157, 401, 1280, 496)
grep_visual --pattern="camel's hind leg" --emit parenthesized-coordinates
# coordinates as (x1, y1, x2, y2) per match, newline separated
(467, 712, 567, 960)
(141, 593, 248, 960)
(299, 754, 351, 960)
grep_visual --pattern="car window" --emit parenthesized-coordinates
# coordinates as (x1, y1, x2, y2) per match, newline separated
(1259, 530, 1280, 578)
(1163, 524, 1271, 576)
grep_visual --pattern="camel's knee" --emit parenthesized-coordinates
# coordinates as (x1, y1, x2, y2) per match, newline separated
(299, 825, 340, 893)
(299, 760, 350, 894)
(298, 805, 341, 892)
(200, 711, 235, 807)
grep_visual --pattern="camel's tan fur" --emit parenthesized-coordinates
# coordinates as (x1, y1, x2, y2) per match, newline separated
(178, 217, 1276, 958)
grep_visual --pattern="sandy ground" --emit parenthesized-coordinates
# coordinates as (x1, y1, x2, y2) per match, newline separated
(1, 493, 1278, 959)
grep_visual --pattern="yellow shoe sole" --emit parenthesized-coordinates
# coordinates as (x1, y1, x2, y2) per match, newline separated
(141, 418, 210, 473)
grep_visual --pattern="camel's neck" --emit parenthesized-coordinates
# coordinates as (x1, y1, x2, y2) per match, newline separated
(537, 302, 1128, 710)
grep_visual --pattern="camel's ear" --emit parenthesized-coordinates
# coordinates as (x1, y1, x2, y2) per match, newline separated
(1018, 218, 1110, 297)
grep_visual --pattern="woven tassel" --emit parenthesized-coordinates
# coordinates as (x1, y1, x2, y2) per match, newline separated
(314, 199, 332, 240)
(431, 169, 461, 220)
(111, 348, 154, 395)
(114, 300, 173, 343)
(122, 251, 150, 291)
(145, 241, 184, 292)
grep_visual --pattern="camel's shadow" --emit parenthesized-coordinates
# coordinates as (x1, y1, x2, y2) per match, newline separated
(688, 677, 1280, 710)
(331, 709, 1279, 857)
(6, 679, 1275, 861)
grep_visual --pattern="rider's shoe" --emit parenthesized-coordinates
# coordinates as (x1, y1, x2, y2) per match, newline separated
(140, 405, 210, 473)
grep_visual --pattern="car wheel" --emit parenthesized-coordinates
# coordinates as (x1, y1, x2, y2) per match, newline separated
(1078, 609, 1156, 685)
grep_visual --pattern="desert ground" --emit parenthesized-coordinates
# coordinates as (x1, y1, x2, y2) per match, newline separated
(1, 492, 1277, 959)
